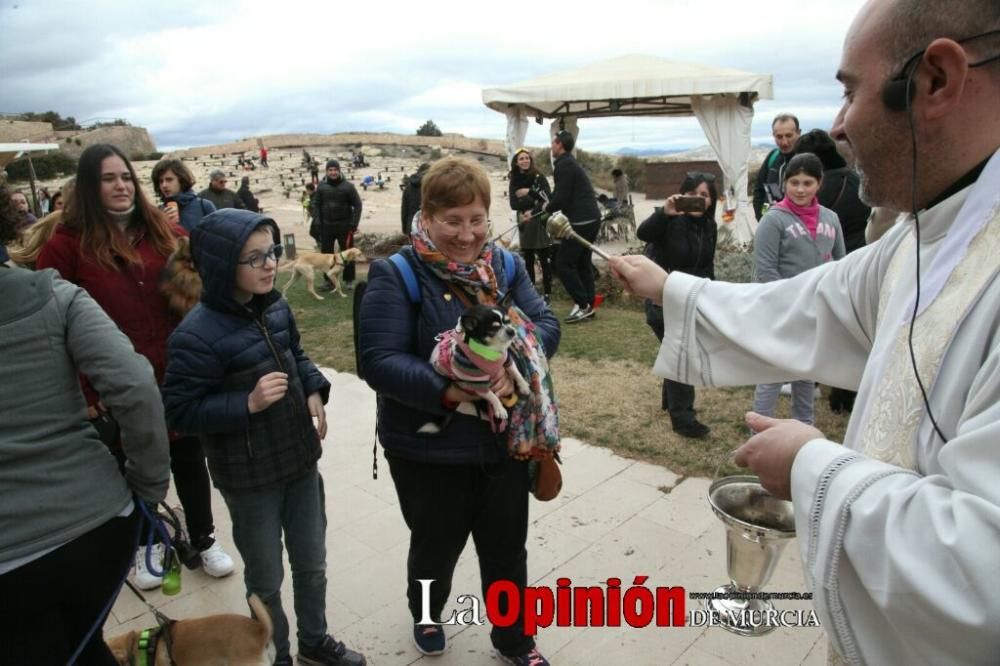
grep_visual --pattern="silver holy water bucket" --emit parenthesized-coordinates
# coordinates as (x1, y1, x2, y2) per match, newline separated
(706, 475, 797, 636)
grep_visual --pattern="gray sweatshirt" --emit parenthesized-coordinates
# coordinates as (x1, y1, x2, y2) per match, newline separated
(753, 205, 845, 282)
(0, 267, 170, 564)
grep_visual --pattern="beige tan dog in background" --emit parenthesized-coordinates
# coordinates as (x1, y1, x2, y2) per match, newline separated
(280, 247, 365, 300)
(106, 593, 274, 666)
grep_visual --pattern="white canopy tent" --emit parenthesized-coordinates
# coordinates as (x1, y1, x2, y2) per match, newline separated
(482, 54, 774, 242)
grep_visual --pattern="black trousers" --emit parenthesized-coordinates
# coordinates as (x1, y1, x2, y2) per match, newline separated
(0, 511, 138, 666)
(521, 246, 554, 296)
(319, 225, 356, 284)
(171, 435, 215, 549)
(555, 222, 600, 308)
(386, 453, 535, 657)
(647, 303, 699, 428)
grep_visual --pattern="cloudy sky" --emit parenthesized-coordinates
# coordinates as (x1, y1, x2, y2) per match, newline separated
(2, 0, 868, 154)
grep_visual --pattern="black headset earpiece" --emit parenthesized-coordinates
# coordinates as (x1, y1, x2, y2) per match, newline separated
(881, 76, 916, 111)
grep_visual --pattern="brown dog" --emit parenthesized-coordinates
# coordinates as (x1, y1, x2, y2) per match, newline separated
(160, 236, 202, 318)
(106, 593, 274, 666)
(280, 247, 365, 300)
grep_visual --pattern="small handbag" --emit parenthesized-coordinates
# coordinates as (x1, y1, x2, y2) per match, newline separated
(532, 454, 562, 501)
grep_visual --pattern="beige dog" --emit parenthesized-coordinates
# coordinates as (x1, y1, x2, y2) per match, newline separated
(106, 593, 274, 666)
(280, 247, 365, 300)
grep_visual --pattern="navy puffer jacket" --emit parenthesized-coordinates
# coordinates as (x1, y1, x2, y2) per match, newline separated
(358, 246, 560, 465)
(162, 209, 331, 491)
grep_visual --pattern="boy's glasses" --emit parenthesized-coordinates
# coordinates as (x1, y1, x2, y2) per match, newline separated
(687, 171, 717, 182)
(237, 243, 283, 269)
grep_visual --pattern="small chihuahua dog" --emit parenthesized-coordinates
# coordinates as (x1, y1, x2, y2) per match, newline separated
(420, 295, 531, 434)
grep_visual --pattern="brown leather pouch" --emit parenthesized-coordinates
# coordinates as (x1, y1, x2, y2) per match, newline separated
(532, 454, 562, 501)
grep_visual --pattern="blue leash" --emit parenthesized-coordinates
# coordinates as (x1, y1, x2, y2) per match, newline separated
(65, 498, 174, 665)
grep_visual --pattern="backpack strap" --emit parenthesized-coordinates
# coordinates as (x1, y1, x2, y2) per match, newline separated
(388, 248, 514, 305)
(389, 253, 421, 303)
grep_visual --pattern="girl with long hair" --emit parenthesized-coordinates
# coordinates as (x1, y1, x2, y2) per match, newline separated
(508, 148, 554, 302)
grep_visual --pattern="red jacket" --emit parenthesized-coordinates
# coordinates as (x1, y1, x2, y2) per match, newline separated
(37, 224, 187, 404)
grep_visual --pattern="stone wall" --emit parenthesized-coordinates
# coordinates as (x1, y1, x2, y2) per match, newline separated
(171, 132, 506, 159)
(0, 120, 56, 143)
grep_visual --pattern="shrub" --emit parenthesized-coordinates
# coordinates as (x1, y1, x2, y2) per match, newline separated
(4, 152, 79, 181)
(416, 120, 442, 137)
(429, 147, 442, 160)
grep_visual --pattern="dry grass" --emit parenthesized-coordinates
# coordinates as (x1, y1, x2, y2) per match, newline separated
(287, 274, 850, 479)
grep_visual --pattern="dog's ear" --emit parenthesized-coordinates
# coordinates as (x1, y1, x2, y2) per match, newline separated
(498, 290, 514, 312)
(459, 310, 480, 334)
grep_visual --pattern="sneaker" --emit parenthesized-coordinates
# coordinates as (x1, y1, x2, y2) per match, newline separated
(564, 304, 581, 322)
(565, 305, 594, 324)
(674, 421, 711, 439)
(199, 541, 235, 578)
(134, 544, 164, 590)
(498, 647, 549, 666)
(779, 383, 792, 395)
(543, 294, 551, 306)
(297, 635, 366, 666)
(412, 624, 446, 656)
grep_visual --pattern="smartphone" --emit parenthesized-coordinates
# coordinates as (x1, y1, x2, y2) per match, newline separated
(675, 196, 707, 213)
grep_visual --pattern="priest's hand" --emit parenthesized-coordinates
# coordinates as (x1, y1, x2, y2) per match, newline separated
(608, 255, 668, 304)
(734, 412, 824, 500)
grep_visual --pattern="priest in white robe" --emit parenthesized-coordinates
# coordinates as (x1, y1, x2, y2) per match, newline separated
(610, 1, 1000, 663)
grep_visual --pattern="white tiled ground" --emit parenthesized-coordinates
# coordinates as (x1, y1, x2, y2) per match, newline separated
(106, 369, 826, 665)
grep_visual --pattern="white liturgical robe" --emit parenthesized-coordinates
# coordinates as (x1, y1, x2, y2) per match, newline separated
(654, 150, 1000, 665)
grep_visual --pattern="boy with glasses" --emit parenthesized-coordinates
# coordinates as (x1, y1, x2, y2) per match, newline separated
(162, 209, 366, 666)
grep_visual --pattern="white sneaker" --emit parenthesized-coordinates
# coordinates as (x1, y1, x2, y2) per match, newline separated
(199, 541, 235, 578)
(564, 304, 581, 322)
(134, 544, 164, 590)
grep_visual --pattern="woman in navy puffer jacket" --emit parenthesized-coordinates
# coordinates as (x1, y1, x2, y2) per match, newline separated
(359, 158, 559, 665)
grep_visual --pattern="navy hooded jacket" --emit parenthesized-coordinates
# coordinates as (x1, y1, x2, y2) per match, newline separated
(166, 188, 216, 233)
(162, 208, 330, 491)
(358, 245, 560, 465)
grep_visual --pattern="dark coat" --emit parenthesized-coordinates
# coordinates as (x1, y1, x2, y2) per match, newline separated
(817, 167, 869, 254)
(312, 176, 362, 230)
(358, 246, 560, 465)
(400, 172, 423, 235)
(545, 153, 600, 228)
(637, 209, 717, 279)
(508, 170, 552, 250)
(167, 189, 216, 232)
(753, 149, 793, 220)
(163, 209, 331, 491)
(237, 181, 260, 213)
(198, 186, 246, 211)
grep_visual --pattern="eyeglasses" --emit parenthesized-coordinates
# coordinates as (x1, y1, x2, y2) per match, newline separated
(433, 216, 489, 230)
(686, 172, 717, 182)
(237, 243, 283, 269)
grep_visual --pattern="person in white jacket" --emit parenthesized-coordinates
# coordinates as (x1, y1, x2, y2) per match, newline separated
(610, 0, 1000, 662)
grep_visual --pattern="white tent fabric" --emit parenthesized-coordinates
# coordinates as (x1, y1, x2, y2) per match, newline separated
(691, 95, 758, 241)
(482, 54, 773, 242)
(504, 107, 529, 163)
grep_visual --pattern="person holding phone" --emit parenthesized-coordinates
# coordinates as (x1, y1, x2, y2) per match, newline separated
(636, 172, 718, 438)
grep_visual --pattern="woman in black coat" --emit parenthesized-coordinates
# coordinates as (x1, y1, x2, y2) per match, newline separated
(508, 148, 554, 302)
(637, 172, 718, 438)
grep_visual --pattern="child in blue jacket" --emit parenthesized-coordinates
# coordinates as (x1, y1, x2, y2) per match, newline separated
(162, 209, 366, 666)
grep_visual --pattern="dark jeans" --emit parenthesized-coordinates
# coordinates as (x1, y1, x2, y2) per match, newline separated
(521, 246, 554, 297)
(555, 222, 600, 308)
(647, 302, 700, 428)
(220, 467, 328, 661)
(387, 453, 535, 658)
(320, 225, 356, 283)
(0, 510, 138, 666)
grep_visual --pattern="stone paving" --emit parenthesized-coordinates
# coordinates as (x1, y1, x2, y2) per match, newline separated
(107, 369, 826, 665)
